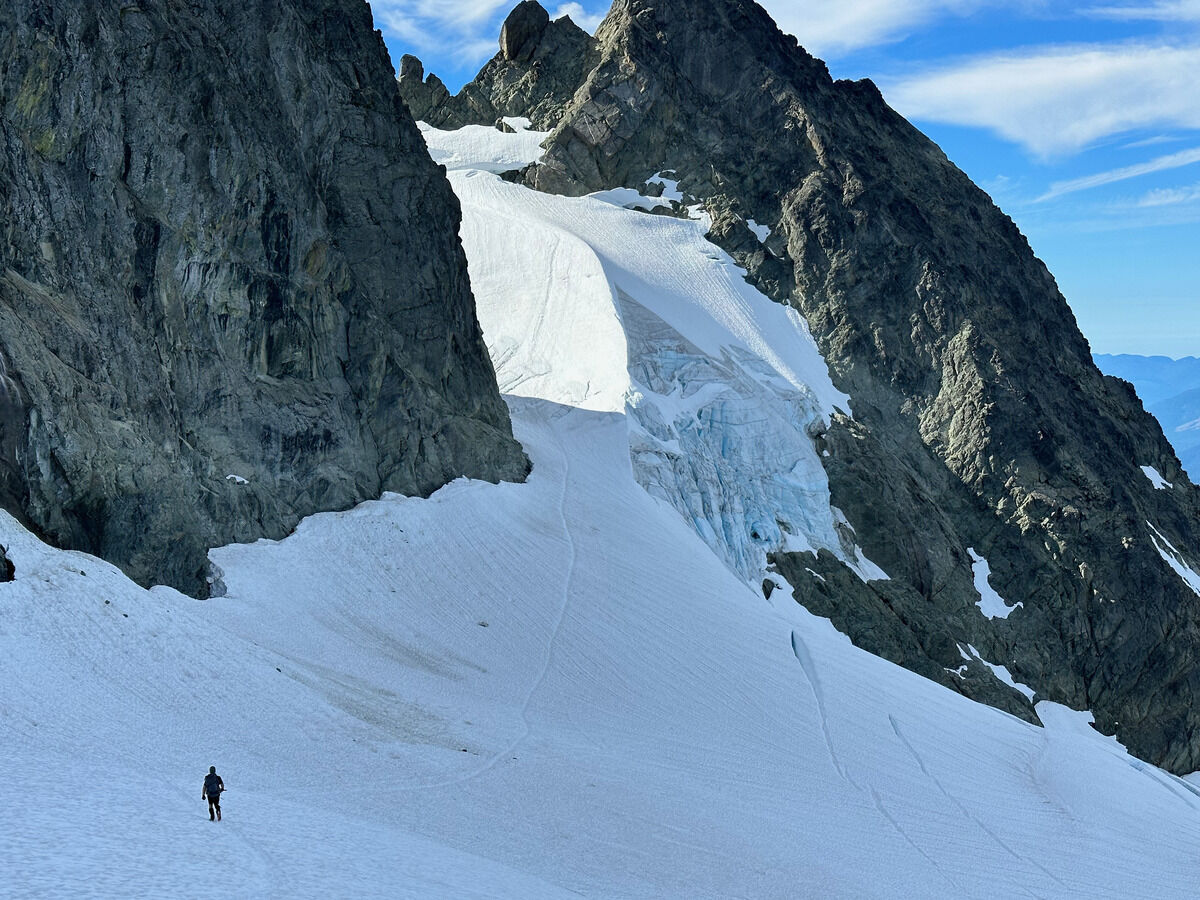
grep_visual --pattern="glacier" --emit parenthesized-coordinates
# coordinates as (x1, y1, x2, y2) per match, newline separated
(2, 123, 1200, 898)
(434, 121, 877, 584)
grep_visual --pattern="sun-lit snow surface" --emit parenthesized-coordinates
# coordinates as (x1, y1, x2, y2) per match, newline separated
(7, 127, 1200, 898)
(418, 117, 546, 174)
(426, 120, 871, 583)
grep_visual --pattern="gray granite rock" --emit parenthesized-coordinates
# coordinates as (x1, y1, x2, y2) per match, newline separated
(459, 0, 1200, 771)
(0, 0, 529, 596)
(500, 0, 551, 62)
(399, 2, 599, 132)
(397, 54, 453, 123)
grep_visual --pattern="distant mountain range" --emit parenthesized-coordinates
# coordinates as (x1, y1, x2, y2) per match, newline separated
(1095, 355, 1200, 478)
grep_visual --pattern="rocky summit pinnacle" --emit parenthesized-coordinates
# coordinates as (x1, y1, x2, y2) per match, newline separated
(399, 1, 598, 131)
(500, 0, 551, 62)
(448, 0, 1200, 772)
(0, 0, 529, 595)
(526, 0, 833, 199)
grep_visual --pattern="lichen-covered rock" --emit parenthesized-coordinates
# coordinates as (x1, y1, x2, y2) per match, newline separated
(458, 0, 1200, 770)
(399, 2, 598, 132)
(0, 0, 528, 595)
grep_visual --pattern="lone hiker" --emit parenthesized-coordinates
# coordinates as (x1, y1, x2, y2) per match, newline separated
(203, 766, 225, 821)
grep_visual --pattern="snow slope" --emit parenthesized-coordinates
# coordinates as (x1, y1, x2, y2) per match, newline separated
(434, 120, 873, 584)
(4, 124, 1200, 898)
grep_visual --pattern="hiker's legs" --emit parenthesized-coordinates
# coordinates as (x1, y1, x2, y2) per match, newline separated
(208, 797, 217, 820)
(215, 797, 221, 821)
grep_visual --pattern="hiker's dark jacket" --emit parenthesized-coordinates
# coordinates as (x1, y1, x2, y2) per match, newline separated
(204, 773, 224, 797)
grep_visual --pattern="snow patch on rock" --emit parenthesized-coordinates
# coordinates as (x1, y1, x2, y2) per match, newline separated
(961, 644, 1036, 701)
(647, 172, 684, 203)
(589, 187, 673, 213)
(1147, 521, 1200, 597)
(967, 548, 1023, 619)
(1141, 465, 1173, 490)
(747, 219, 771, 243)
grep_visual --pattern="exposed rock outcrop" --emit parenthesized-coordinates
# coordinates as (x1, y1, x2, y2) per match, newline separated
(396, 54, 453, 123)
(0, 0, 528, 595)
(449, 0, 1200, 770)
(399, 1, 598, 131)
(500, 0, 551, 62)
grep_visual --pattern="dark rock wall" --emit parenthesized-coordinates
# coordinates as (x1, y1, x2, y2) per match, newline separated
(0, 0, 528, 595)
(460, 0, 1200, 770)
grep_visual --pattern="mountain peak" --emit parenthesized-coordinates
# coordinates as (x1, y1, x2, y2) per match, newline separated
(500, 0, 551, 62)
(599, 0, 826, 77)
(399, 2, 598, 131)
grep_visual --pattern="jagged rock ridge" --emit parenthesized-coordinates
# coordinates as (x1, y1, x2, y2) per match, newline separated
(398, 1, 598, 131)
(0, 0, 528, 595)
(440, 0, 1200, 770)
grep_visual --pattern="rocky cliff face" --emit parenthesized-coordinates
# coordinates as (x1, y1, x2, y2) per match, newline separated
(0, 0, 528, 595)
(398, 1, 598, 131)
(444, 0, 1200, 771)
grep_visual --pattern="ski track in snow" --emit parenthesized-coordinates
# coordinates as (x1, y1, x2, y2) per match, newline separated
(868, 786, 962, 894)
(406, 405, 582, 791)
(889, 714, 1064, 893)
(790, 629, 848, 784)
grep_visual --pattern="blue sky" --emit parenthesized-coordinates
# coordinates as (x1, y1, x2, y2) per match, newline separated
(371, 0, 1200, 359)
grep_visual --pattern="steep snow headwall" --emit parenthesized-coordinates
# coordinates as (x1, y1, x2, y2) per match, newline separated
(429, 122, 883, 599)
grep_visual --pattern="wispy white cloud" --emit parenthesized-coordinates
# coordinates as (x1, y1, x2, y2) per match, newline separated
(1084, 0, 1200, 21)
(759, 0, 1046, 57)
(370, 0, 529, 66)
(885, 41, 1200, 157)
(551, 2, 604, 32)
(1136, 181, 1200, 205)
(1038, 146, 1200, 199)
(408, 0, 514, 28)
(1122, 134, 1183, 149)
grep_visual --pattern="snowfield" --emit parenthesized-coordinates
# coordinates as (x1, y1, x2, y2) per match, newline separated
(3, 124, 1200, 898)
